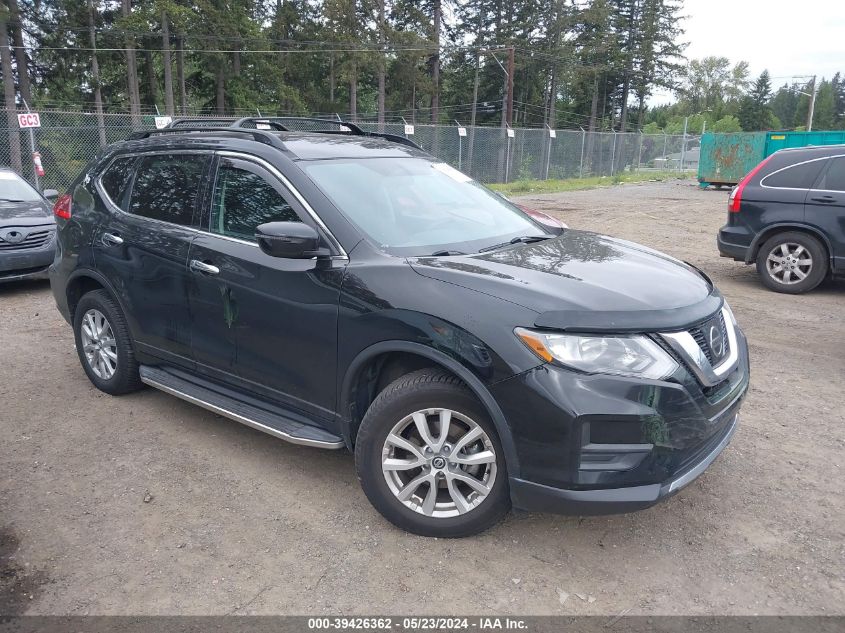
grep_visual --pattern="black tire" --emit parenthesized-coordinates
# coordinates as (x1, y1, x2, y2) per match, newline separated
(355, 368, 511, 537)
(73, 289, 143, 395)
(755, 231, 828, 294)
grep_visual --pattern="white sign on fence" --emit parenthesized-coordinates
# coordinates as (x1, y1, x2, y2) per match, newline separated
(154, 116, 173, 129)
(549, 129, 557, 138)
(17, 112, 41, 128)
(457, 127, 467, 137)
(506, 128, 515, 138)
(404, 124, 415, 135)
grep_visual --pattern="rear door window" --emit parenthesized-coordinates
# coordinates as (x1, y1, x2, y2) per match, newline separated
(761, 159, 827, 190)
(100, 157, 136, 210)
(128, 154, 210, 226)
(816, 157, 845, 191)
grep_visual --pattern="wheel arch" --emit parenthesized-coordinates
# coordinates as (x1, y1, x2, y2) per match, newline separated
(339, 341, 521, 477)
(747, 223, 833, 266)
(65, 268, 123, 320)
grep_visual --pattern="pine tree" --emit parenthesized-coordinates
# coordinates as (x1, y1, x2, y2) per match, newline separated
(738, 70, 772, 131)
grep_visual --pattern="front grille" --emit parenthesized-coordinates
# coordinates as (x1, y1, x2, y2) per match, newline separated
(688, 310, 729, 365)
(0, 228, 53, 251)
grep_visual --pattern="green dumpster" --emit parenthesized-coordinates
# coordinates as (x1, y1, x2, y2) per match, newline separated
(698, 130, 845, 188)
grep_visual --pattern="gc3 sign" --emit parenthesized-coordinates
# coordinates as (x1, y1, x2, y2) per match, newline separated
(17, 112, 41, 128)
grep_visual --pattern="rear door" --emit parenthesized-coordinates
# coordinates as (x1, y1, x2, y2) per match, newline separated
(187, 153, 345, 422)
(93, 151, 212, 368)
(804, 155, 845, 274)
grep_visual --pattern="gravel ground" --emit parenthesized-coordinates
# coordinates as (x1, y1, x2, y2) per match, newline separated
(1, 179, 843, 616)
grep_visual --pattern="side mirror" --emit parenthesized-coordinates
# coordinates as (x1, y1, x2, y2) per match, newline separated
(42, 189, 59, 202)
(255, 221, 329, 259)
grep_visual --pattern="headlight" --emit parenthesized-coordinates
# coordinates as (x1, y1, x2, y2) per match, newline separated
(515, 328, 678, 380)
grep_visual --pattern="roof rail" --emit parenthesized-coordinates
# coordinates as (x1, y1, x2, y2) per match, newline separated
(127, 127, 282, 147)
(166, 117, 238, 128)
(132, 116, 422, 151)
(230, 116, 423, 150)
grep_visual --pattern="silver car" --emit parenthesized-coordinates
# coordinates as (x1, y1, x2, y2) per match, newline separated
(0, 169, 58, 283)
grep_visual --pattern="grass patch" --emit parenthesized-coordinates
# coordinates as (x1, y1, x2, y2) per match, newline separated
(488, 171, 691, 196)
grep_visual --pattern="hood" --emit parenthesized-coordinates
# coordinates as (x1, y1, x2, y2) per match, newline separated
(0, 199, 53, 226)
(409, 230, 721, 332)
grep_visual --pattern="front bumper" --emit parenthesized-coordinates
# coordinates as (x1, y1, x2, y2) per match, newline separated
(0, 246, 54, 283)
(492, 322, 750, 515)
(509, 414, 738, 514)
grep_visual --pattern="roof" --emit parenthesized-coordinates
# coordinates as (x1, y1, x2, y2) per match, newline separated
(776, 143, 845, 155)
(277, 132, 426, 160)
(121, 129, 429, 161)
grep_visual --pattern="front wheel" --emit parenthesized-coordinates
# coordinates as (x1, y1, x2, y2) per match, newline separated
(355, 369, 511, 537)
(756, 231, 827, 294)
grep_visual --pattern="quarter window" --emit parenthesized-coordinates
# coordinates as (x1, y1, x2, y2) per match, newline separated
(817, 157, 845, 192)
(210, 158, 301, 241)
(100, 157, 136, 210)
(761, 159, 826, 189)
(128, 154, 209, 226)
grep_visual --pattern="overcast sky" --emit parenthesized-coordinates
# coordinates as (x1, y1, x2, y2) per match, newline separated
(651, 0, 845, 103)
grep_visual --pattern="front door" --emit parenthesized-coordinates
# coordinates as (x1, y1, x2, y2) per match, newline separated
(187, 154, 345, 423)
(93, 152, 212, 368)
(805, 155, 845, 274)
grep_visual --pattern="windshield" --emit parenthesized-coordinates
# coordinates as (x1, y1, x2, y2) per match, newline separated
(0, 171, 42, 202)
(301, 157, 546, 256)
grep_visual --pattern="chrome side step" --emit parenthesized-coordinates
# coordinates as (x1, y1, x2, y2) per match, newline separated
(139, 365, 345, 450)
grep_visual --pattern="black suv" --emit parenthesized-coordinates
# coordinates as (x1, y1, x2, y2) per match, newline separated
(718, 144, 845, 293)
(50, 118, 749, 537)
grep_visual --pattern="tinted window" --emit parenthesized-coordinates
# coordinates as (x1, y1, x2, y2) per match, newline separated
(818, 157, 845, 191)
(210, 159, 300, 240)
(762, 159, 826, 189)
(129, 154, 209, 226)
(100, 157, 136, 209)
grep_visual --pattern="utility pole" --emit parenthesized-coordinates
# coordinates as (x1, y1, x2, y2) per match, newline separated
(506, 46, 515, 128)
(467, 48, 481, 176)
(806, 75, 817, 132)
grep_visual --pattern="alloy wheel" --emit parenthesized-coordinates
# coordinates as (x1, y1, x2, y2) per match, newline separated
(80, 308, 118, 380)
(381, 408, 497, 518)
(765, 242, 813, 285)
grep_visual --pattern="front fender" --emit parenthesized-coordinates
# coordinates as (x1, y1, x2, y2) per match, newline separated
(339, 339, 523, 478)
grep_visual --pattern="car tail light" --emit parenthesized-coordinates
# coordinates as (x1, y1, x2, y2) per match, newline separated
(729, 156, 773, 213)
(53, 193, 72, 220)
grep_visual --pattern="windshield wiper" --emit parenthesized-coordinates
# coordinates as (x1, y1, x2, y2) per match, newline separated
(429, 249, 468, 256)
(478, 235, 552, 253)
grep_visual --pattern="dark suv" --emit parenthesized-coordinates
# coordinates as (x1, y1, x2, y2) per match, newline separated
(718, 144, 845, 293)
(50, 118, 749, 537)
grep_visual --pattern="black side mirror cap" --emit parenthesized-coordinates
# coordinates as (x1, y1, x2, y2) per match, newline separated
(255, 221, 330, 259)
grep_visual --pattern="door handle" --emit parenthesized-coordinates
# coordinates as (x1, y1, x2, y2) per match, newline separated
(809, 195, 835, 203)
(101, 232, 124, 246)
(189, 259, 220, 275)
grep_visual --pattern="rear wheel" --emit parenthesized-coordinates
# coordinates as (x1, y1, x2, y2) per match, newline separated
(355, 369, 510, 537)
(73, 289, 142, 394)
(756, 231, 827, 294)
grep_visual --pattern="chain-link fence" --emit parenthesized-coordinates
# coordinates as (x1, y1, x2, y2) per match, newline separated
(0, 109, 699, 193)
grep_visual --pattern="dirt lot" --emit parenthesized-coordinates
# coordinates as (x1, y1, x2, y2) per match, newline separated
(1, 180, 843, 616)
